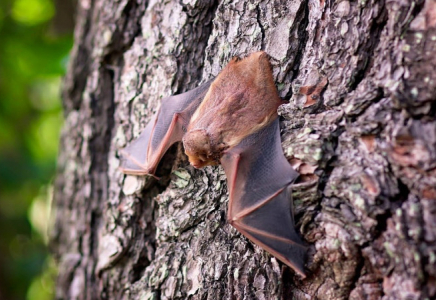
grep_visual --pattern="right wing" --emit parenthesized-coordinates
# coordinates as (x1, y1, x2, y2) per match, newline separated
(220, 118, 306, 277)
(119, 80, 212, 175)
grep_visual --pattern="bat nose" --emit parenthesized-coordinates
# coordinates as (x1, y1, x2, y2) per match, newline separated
(190, 158, 207, 169)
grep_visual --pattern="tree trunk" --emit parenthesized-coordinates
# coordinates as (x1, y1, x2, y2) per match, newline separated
(51, 0, 436, 299)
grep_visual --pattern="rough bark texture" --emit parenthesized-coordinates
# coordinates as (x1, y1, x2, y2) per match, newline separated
(52, 0, 436, 299)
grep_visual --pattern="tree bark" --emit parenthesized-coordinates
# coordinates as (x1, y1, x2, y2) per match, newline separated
(51, 0, 436, 299)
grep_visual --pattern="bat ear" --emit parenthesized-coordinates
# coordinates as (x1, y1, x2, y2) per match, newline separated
(254, 51, 268, 59)
(229, 55, 242, 63)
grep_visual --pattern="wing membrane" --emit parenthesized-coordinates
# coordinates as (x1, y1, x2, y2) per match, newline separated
(119, 80, 212, 175)
(221, 118, 306, 277)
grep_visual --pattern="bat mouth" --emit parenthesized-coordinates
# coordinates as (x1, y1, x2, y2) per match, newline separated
(186, 152, 219, 168)
(191, 161, 207, 168)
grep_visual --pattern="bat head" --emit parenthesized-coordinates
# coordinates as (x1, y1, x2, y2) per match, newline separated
(182, 129, 220, 168)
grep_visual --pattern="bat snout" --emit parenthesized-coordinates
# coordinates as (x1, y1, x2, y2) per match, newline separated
(186, 154, 219, 169)
(185, 150, 220, 169)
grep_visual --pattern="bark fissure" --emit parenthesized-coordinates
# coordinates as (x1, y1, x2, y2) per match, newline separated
(290, 0, 310, 83)
(255, 5, 266, 48)
(347, 4, 388, 92)
(63, 2, 94, 112)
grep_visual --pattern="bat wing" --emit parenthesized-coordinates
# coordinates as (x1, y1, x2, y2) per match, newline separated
(221, 118, 307, 277)
(120, 80, 212, 175)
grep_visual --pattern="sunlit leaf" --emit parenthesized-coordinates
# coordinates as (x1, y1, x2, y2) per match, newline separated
(26, 257, 56, 300)
(27, 111, 63, 161)
(28, 185, 52, 243)
(12, 0, 55, 26)
(29, 77, 62, 111)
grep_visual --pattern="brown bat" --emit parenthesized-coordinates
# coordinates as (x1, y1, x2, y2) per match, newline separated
(119, 52, 307, 277)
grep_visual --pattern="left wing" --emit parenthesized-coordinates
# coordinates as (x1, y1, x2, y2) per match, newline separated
(119, 80, 212, 175)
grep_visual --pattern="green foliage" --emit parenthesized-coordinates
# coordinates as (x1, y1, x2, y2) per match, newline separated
(12, 0, 55, 25)
(0, 0, 73, 299)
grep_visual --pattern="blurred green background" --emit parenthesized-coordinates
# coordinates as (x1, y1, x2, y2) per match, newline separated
(0, 0, 75, 299)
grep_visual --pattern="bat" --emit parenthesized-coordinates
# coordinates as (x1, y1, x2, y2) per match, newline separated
(119, 52, 307, 277)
